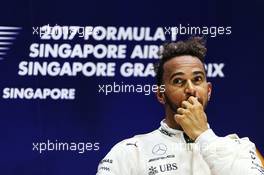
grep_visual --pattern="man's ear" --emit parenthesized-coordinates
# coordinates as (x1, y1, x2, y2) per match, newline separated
(207, 82, 212, 101)
(156, 85, 166, 104)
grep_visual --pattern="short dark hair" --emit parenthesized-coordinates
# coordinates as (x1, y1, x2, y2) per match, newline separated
(155, 37, 207, 86)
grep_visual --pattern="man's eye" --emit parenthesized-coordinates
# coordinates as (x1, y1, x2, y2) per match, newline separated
(193, 76, 203, 83)
(173, 79, 183, 85)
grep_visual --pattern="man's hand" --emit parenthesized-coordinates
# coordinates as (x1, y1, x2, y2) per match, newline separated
(174, 96, 208, 140)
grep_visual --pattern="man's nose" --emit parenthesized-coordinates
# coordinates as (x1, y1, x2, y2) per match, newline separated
(184, 80, 196, 96)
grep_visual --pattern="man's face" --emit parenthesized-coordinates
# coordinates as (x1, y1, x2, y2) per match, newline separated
(159, 55, 212, 113)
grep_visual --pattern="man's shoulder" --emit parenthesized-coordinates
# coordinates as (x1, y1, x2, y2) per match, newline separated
(111, 129, 159, 151)
(224, 133, 253, 145)
(97, 130, 160, 174)
(225, 133, 250, 141)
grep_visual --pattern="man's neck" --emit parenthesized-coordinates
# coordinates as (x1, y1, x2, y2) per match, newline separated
(164, 114, 183, 130)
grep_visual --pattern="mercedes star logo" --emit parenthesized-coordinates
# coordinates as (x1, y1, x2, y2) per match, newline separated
(152, 143, 167, 155)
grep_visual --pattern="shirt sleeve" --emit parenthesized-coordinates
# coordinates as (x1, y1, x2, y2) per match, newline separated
(195, 129, 264, 175)
(96, 139, 139, 175)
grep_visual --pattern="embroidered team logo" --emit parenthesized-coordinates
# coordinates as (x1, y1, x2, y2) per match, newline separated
(148, 166, 158, 175)
(152, 143, 167, 155)
(148, 163, 178, 174)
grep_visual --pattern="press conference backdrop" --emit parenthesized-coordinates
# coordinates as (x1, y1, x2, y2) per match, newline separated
(0, 0, 263, 174)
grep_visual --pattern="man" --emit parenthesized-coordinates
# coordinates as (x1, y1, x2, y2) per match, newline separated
(97, 37, 264, 175)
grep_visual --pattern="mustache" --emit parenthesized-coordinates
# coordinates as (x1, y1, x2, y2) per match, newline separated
(164, 93, 203, 114)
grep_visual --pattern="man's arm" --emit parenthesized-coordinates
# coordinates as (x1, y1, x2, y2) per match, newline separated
(195, 129, 264, 175)
(175, 96, 264, 174)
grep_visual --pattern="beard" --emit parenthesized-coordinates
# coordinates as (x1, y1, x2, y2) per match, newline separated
(164, 92, 179, 114)
(164, 92, 209, 114)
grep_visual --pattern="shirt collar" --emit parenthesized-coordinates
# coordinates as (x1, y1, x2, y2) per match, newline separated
(158, 119, 210, 138)
(159, 119, 183, 137)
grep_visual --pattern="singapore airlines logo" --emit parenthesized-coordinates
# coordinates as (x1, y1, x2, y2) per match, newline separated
(0, 26, 22, 60)
(152, 143, 167, 155)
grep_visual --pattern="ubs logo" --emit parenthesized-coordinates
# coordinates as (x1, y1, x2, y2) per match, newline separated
(148, 163, 178, 174)
(152, 143, 167, 155)
(160, 163, 178, 172)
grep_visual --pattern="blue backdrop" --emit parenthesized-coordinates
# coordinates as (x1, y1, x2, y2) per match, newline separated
(0, 0, 263, 174)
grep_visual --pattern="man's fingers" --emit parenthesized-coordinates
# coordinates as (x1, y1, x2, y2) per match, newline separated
(181, 100, 192, 109)
(188, 96, 200, 105)
(177, 108, 185, 115)
(174, 114, 184, 124)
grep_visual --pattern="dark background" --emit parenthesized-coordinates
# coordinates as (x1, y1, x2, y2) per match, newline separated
(0, 0, 263, 174)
